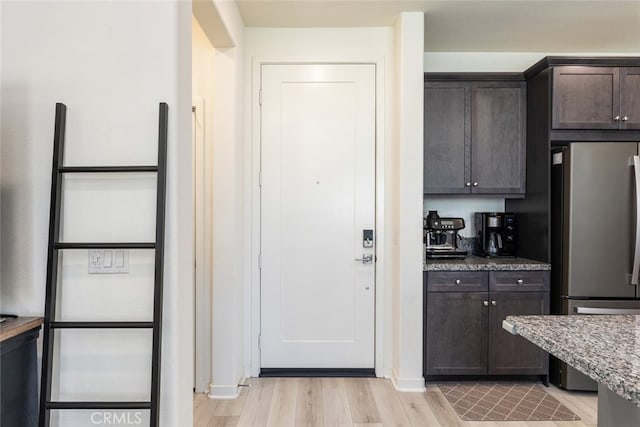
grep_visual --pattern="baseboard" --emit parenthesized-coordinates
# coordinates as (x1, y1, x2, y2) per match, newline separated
(260, 368, 375, 378)
(208, 377, 245, 399)
(391, 368, 426, 392)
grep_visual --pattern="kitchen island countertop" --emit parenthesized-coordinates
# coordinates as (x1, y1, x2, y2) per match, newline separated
(424, 255, 551, 272)
(504, 314, 640, 407)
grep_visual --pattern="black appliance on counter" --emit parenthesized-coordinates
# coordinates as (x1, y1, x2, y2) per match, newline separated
(475, 212, 517, 257)
(424, 211, 467, 259)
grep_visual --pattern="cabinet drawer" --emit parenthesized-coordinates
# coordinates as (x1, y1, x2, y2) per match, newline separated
(489, 271, 549, 292)
(427, 271, 488, 292)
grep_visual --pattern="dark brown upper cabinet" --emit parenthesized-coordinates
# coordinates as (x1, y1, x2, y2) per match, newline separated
(552, 66, 640, 130)
(424, 78, 526, 195)
(621, 67, 640, 130)
(471, 82, 527, 194)
(424, 81, 470, 194)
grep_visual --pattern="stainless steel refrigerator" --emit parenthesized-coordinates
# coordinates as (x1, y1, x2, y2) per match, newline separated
(551, 142, 640, 391)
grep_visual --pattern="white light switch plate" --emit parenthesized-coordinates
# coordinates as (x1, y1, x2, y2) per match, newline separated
(88, 250, 129, 274)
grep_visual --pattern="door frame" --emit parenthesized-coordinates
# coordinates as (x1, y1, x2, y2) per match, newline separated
(248, 59, 388, 377)
(192, 98, 211, 392)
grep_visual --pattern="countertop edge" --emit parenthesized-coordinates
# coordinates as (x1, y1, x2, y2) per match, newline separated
(506, 316, 640, 407)
(424, 256, 551, 272)
(0, 316, 44, 342)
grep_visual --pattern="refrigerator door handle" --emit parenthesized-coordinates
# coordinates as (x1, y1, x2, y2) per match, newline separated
(632, 155, 640, 286)
(576, 306, 640, 315)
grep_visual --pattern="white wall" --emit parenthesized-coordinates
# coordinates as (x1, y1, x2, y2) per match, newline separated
(204, 0, 246, 399)
(0, 1, 192, 425)
(391, 12, 425, 392)
(245, 26, 396, 379)
(0, 0, 3, 295)
(192, 15, 215, 394)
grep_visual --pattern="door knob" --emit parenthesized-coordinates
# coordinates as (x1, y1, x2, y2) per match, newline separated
(355, 254, 373, 264)
(483, 300, 489, 307)
(473, 182, 479, 187)
(491, 300, 497, 306)
(465, 182, 471, 187)
(623, 116, 629, 122)
(614, 115, 621, 121)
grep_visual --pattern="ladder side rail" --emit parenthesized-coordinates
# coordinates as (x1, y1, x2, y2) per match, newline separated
(150, 102, 168, 427)
(39, 103, 67, 427)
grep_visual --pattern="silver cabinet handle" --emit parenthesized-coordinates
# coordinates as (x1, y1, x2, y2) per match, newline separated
(614, 115, 621, 121)
(455, 279, 461, 285)
(465, 182, 471, 187)
(355, 254, 373, 264)
(516, 279, 524, 285)
(623, 116, 629, 121)
(491, 300, 497, 306)
(483, 300, 489, 307)
(473, 182, 479, 187)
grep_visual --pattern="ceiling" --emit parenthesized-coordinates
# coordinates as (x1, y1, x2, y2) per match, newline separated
(235, 0, 640, 52)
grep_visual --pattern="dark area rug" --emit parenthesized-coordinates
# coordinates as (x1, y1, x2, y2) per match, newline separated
(439, 383, 581, 421)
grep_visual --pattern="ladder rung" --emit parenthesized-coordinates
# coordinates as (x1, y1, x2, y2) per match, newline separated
(51, 321, 154, 329)
(55, 242, 156, 249)
(47, 401, 152, 410)
(59, 166, 158, 173)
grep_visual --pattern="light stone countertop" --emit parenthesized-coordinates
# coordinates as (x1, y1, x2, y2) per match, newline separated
(424, 255, 551, 271)
(505, 315, 640, 407)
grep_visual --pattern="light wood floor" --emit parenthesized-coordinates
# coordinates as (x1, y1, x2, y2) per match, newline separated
(193, 378, 598, 427)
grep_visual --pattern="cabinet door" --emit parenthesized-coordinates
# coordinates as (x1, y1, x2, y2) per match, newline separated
(424, 82, 471, 194)
(551, 66, 620, 130)
(620, 67, 640, 130)
(426, 292, 488, 375)
(471, 81, 526, 194)
(488, 291, 549, 375)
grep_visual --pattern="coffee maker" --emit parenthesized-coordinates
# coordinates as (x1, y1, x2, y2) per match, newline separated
(424, 211, 467, 259)
(475, 212, 517, 257)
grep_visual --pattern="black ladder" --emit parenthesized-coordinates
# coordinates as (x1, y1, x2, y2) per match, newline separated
(39, 103, 168, 427)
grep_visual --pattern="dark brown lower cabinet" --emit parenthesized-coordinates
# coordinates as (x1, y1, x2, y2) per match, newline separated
(424, 271, 549, 377)
(426, 292, 488, 375)
(488, 291, 549, 375)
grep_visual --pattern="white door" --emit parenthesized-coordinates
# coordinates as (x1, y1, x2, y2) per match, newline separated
(260, 64, 376, 369)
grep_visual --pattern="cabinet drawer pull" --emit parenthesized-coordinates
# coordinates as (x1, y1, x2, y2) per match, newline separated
(465, 182, 471, 187)
(473, 182, 479, 187)
(491, 300, 497, 306)
(516, 279, 524, 285)
(483, 300, 489, 307)
(622, 116, 629, 122)
(614, 115, 621, 121)
(455, 279, 461, 285)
